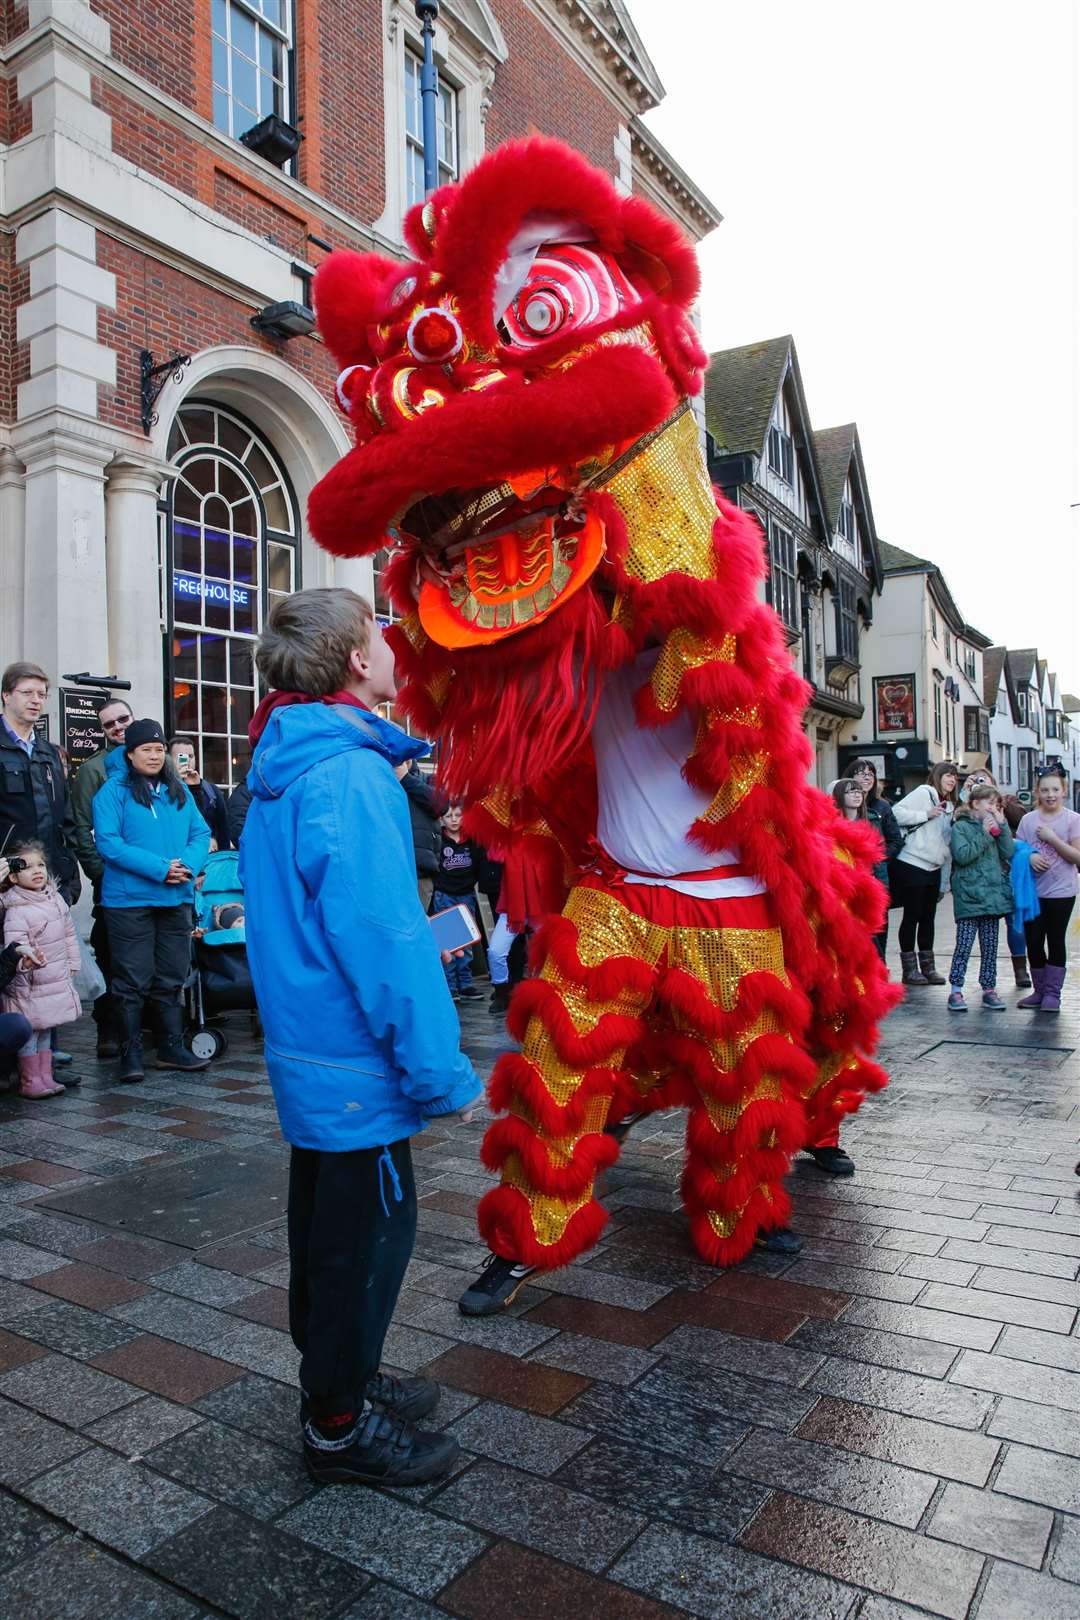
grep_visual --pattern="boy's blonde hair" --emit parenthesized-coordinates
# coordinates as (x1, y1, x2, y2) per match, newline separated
(256, 588, 373, 697)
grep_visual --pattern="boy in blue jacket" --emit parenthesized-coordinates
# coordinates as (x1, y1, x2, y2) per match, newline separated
(241, 587, 481, 1487)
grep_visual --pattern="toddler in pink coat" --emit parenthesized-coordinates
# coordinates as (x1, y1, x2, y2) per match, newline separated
(1, 841, 81, 1098)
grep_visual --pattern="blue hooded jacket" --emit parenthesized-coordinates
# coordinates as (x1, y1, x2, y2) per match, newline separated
(238, 701, 480, 1152)
(92, 750, 211, 908)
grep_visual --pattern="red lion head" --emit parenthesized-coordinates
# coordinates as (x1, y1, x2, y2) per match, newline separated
(309, 137, 707, 659)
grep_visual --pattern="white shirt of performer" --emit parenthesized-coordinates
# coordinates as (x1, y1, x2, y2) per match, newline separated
(592, 648, 767, 901)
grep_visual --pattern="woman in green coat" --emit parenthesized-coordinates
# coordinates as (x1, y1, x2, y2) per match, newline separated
(946, 785, 1015, 1012)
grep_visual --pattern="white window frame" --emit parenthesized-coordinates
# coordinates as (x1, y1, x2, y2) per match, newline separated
(211, 0, 292, 142)
(404, 48, 461, 210)
(767, 423, 794, 486)
(373, 0, 507, 244)
(768, 521, 798, 631)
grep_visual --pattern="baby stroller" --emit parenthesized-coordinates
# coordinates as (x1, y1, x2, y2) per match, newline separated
(183, 850, 257, 1061)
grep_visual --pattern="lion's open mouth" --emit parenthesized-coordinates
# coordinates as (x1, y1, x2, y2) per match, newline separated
(406, 474, 606, 649)
(397, 476, 583, 567)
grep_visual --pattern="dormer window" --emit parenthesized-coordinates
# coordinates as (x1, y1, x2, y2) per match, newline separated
(767, 424, 794, 485)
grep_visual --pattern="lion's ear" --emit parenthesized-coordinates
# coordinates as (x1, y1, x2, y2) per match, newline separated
(618, 196, 701, 311)
(313, 251, 401, 367)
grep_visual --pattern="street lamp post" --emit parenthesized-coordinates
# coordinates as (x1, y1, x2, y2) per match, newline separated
(414, 1, 441, 197)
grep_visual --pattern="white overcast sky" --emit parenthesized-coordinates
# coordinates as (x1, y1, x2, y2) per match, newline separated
(629, 0, 1080, 693)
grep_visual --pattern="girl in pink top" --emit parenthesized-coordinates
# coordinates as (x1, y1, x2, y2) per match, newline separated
(1, 841, 81, 1096)
(1016, 771, 1080, 1013)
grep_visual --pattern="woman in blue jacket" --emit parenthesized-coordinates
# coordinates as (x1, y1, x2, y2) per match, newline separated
(92, 719, 210, 1081)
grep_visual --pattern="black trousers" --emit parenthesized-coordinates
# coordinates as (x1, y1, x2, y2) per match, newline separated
(90, 896, 117, 1031)
(288, 1138, 417, 1417)
(897, 866, 942, 953)
(103, 905, 193, 1014)
(1025, 896, 1076, 970)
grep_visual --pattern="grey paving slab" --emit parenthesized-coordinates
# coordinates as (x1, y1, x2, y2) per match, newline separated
(281, 1486, 490, 1598)
(976, 1561, 1080, 1620)
(0, 1490, 65, 1573)
(37, 1148, 289, 1247)
(85, 1395, 205, 1454)
(0, 1534, 203, 1619)
(928, 1479, 1052, 1568)
(150, 1259, 267, 1306)
(147, 1504, 367, 1620)
(193, 1369, 299, 1444)
(147, 1416, 315, 1518)
(526, 1330, 660, 1386)
(434, 1458, 646, 1572)
(0, 1396, 91, 1485)
(0, 1352, 139, 1424)
(24, 1446, 212, 1557)
(611, 1522, 859, 1620)
(448, 1400, 591, 1475)
(7, 1298, 141, 1360)
(0, 1238, 69, 1280)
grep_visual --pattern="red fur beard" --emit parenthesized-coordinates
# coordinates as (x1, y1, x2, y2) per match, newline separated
(391, 579, 615, 805)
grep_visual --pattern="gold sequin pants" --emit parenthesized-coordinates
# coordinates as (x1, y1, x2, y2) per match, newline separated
(477, 878, 809, 1269)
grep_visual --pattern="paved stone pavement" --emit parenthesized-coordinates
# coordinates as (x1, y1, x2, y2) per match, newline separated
(0, 932, 1078, 1619)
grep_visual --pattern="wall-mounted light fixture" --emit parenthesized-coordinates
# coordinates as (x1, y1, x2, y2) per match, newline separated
(250, 301, 316, 341)
(238, 113, 302, 168)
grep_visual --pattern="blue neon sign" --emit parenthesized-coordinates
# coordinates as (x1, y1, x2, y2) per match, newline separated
(174, 572, 250, 608)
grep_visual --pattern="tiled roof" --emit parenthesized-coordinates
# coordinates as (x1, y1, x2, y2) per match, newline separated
(1063, 693, 1080, 712)
(878, 540, 932, 572)
(812, 424, 855, 528)
(704, 336, 791, 455)
(1008, 648, 1038, 687)
(982, 646, 1006, 709)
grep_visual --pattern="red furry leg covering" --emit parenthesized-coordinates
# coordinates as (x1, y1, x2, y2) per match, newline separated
(476, 901, 661, 1270)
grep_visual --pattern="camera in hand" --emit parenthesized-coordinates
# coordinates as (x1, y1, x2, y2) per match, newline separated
(7, 857, 27, 874)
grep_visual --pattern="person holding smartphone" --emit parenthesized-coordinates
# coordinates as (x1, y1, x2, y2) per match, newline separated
(168, 735, 231, 851)
(91, 719, 211, 1081)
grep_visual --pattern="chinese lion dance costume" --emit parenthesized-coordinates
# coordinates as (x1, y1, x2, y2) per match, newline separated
(309, 138, 898, 1275)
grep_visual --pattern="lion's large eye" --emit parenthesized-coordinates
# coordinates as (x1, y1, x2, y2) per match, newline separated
(499, 244, 636, 351)
(519, 286, 569, 336)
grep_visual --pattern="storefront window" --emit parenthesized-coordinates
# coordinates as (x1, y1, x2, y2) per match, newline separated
(164, 404, 299, 789)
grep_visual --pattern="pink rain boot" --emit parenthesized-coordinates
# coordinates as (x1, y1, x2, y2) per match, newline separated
(1017, 967, 1045, 1009)
(18, 1051, 63, 1099)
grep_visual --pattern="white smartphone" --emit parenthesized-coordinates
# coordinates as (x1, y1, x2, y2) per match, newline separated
(429, 903, 482, 954)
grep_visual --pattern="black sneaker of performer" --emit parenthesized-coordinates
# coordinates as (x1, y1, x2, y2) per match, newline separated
(754, 1227, 803, 1255)
(303, 1403, 459, 1486)
(807, 1146, 855, 1177)
(604, 1108, 648, 1145)
(458, 1253, 537, 1316)
(457, 986, 484, 1002)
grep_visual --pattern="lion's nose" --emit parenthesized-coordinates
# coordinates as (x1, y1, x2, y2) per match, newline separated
(406, 307, 463, 364)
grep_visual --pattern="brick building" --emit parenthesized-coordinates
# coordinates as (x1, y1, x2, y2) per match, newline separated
(0, 0, 718, 786)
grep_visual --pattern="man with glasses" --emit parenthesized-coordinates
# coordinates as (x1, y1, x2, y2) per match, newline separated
(71, 696, 134, 1058)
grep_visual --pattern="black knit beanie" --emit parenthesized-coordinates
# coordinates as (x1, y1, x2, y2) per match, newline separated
(123, 719, 166, 753)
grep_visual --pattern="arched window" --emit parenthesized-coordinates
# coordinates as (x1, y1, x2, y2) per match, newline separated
(163, 403, 300, 789)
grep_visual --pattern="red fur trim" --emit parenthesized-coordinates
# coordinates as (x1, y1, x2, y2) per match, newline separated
(486, 1051, 625, 1137)
(534, 915, 659, 1000)
(476, 1183, 609, 1269)
(312, 251, 403, 369)
(506, 978, 645, 1064)
(687, 1183, 792, 1268)
(308, 344, 675, 559)
(479, 1115, 618, 1196)
(653, 966, 811, 1045)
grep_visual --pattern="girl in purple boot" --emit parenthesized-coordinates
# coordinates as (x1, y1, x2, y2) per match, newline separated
(1017, 770, 1080, 1013)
